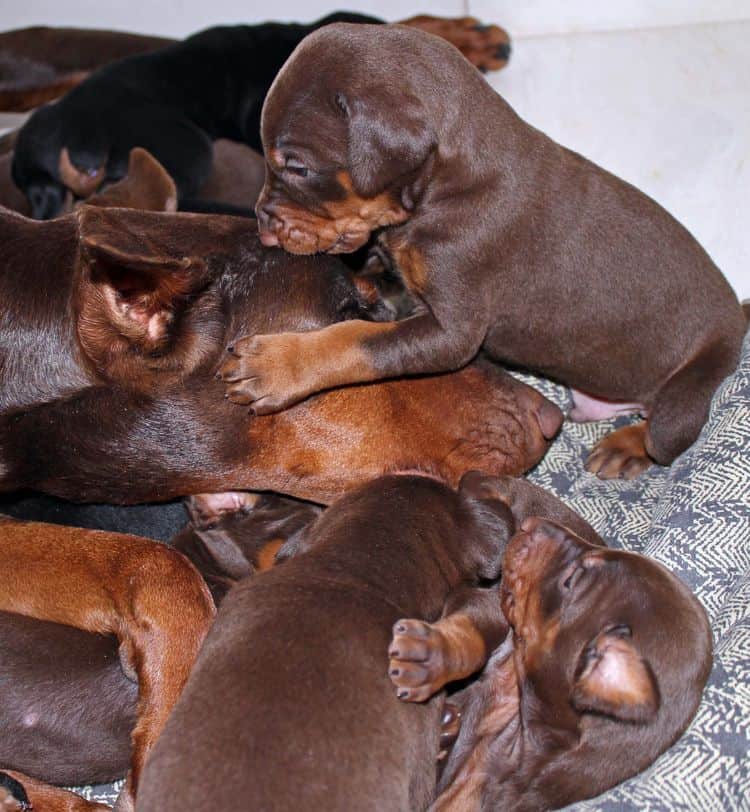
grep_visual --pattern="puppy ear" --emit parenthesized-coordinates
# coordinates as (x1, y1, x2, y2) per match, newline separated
(572, 627, 660, 722)
(194, 527, 256, 581)
(76, 206, 214, 356)
(460, 472, 515, 580)
(338, 90, 436, 198)
(84, 148, 178, 213)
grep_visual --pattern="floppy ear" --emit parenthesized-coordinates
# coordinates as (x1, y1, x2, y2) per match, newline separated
(572, 628, 660, 722)
(337, 89, 436, 198)
(194, 527, 256, 581)
(76, 206, 214, 357)
(459, 472, 515, 580)
(84, 148, 178, 213)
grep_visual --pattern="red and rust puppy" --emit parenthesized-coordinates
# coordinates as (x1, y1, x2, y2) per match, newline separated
(0, 493, 319, 799)
(136, 474, 514, 812)
(0, 194, 560, 505)
(0, 515, 216, 812)
(225, 23, 746, 479)
(389, 476, 712, 810)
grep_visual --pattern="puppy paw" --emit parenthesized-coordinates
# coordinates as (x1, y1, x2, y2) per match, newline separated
(217, 333, 315, 414)
(0, 773, 30, 811)
(400, 16, 511, 72)
(585, 423, 652, 479)
(388, 618, 452, 702)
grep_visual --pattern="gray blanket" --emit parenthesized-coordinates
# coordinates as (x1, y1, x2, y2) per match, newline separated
(81, 329, 750, 809)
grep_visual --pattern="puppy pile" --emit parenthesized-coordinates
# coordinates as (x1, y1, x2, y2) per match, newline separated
(1, 11, 742, 812)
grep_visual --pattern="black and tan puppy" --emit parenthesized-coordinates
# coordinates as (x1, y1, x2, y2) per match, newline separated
(11, 15, 509, 218)
(224, 23, 746, 480)
(389, 476, 712, 809)
(136, 474, 514, 812)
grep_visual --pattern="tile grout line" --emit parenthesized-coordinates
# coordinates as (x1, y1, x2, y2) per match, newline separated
(469, 15, 750, 42)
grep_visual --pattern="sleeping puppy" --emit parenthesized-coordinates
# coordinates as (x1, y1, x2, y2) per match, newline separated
(136, 473, 514, 812)
(388, 475, 713, 809)
(223, 23, 746, 480)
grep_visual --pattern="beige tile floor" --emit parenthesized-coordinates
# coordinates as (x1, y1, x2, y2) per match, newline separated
(488, 19, 750, 299)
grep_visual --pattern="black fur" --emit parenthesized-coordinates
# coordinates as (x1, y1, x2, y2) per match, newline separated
(12, 13, 382, 218)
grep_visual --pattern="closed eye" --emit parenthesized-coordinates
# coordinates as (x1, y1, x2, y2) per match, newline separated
(284, 160, 309, 178)
(560, 562, 584, 592)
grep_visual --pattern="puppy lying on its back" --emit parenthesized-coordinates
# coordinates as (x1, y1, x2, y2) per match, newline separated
(389, 476, 712, 810)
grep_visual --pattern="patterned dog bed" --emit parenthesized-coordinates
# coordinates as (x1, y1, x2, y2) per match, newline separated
(79, 328, 750, 809)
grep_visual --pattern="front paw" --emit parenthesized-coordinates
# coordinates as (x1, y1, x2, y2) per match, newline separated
(388, 618, 451, 703)
(218, 333, 313, 414)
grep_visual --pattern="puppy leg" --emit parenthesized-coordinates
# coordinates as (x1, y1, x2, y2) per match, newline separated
(397, 16, 511, 72)
(0, 770, 109, 811)
(0, 523, 215, 809)
(220, 309, 484, 413)
(587, 337, 741, 477)
(585, 422, 652, 480)
(388, 586, 507, 702)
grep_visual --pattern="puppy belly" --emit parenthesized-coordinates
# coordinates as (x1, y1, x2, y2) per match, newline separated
(569, 390, 646, 422)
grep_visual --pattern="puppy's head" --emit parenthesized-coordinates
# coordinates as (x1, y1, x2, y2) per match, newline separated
(12, 103, 77, 220)
(256, 24, 472, 255)
(72, 205, 253, 388)
(501, 518, 711, 732)
(176, 492, 323, 603)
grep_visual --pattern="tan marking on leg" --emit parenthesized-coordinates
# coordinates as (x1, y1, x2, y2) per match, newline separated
(58, 147, 106, 197)
(2, 770, 110, 811)
(0, 521, 215, 806)
(397, 16, 511, 72)
(256, 538, 285, 572)
(389, 614, 489, 702)
(585, 422, 652, 479)
(220, 320, 398, 412)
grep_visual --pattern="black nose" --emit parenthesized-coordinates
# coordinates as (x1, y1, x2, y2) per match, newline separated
(29, 183, 65, 220)
(495, 41, 512, 62)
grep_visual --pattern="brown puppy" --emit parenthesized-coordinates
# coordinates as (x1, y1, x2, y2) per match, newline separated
(136, 473, 514, 812)
(227, 23, 746, 480)
(0, 516, 216, 811)
(389, 476, 712, 810)
(0, 493, 319, 792)
(0, 202, 560, 505)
